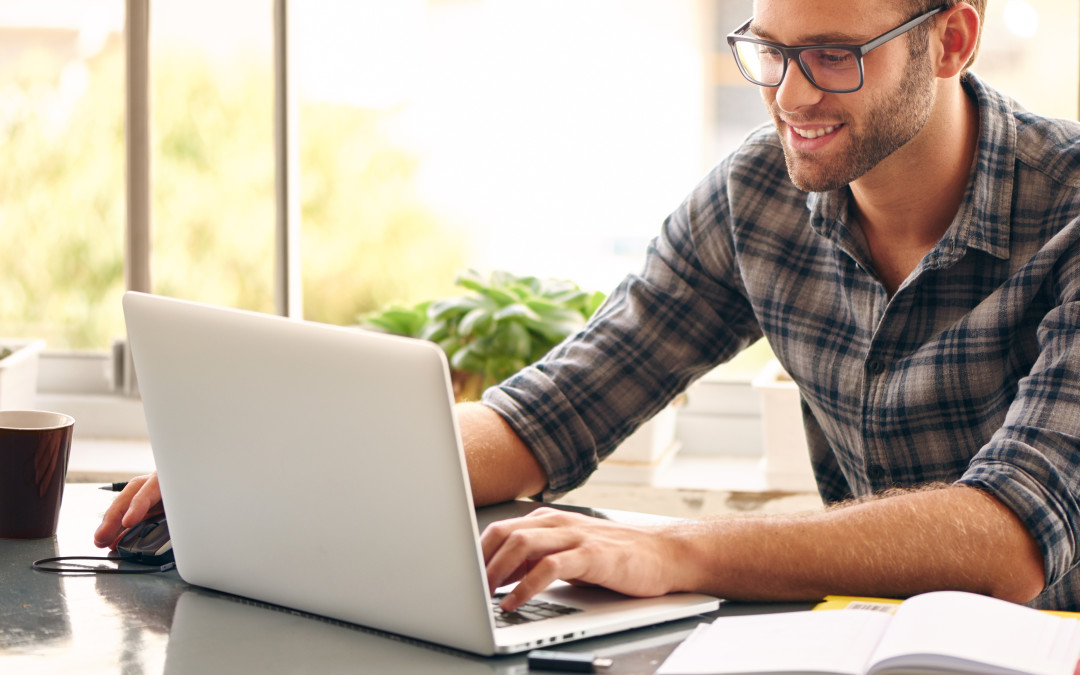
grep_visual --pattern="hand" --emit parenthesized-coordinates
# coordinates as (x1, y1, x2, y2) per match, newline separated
(480, 507, 681, 611)
(93, 473, 163, 550)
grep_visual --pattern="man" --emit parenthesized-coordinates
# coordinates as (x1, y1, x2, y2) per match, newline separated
(98, 0, 1080, 612)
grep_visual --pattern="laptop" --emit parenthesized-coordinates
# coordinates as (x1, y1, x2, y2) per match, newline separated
(123, 291, 720, 656)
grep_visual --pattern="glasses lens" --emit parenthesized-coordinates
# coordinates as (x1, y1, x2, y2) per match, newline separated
(733, 40, 785, 85)
(798, 48, 861, 92)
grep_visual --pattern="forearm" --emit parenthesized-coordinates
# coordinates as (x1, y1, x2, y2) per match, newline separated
(667, 484, 1045, 604)
(458, 402, 548, 506)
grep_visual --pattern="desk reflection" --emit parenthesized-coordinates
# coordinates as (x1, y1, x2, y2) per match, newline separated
(0, 537, 70, 650)
(164, 589, 523, 675)
(163, 588, 703, 675)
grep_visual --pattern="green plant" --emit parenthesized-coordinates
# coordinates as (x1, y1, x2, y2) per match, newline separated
(360, 270, 606, 401)
(0, 348, 11, 361)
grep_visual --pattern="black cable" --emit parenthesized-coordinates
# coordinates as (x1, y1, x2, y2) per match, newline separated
(32, 556, 175, 575)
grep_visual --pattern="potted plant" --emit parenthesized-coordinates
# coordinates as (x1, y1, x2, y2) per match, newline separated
(362, 271, 684, 484)
(360, 270, 606, 401)
(0, 339, 46, 410)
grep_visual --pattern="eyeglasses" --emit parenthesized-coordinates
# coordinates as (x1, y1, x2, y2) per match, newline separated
(726, 4, 949, 94)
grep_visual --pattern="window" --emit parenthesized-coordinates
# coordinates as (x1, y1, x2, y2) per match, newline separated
(149, 0, 276, 315)
(0, 1, 125, 351)
(293, 0, 730, 325)
(3, 0, 1078, 441)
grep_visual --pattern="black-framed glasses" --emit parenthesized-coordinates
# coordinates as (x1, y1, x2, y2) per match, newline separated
(726, 4, 949, 94)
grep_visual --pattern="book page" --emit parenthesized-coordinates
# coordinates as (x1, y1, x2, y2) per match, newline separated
(867, 591, 1080, 675)
(657, 609, 892, 675)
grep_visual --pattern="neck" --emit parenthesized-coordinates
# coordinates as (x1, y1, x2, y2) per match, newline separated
(850, 78, 980, 292)
(851, 78, 979, 244)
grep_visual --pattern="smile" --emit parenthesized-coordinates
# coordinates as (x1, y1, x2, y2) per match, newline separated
(791, 124, 843, 139)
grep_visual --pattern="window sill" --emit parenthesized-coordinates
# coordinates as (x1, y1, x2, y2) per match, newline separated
(65, 435, 809, 498)
(69, 437, 156, 483)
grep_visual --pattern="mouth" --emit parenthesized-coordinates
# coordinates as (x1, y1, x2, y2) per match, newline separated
(790, 123, 844, 140)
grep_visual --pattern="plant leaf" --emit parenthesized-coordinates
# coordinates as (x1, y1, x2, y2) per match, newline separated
(450, 343, 486, 374)
(493, 303, 541, 323)
(583, 290, 607, 317)
(428, 296, 480, 321)
(458, 307, 495, 337)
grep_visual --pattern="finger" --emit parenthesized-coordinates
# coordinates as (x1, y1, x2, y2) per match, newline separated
(121, 474, 162, 528)
(500, 550, 592, 612)
(93, 474, 158, 548)
(480, 508, 590, 561)
(485, 525, 582, 595)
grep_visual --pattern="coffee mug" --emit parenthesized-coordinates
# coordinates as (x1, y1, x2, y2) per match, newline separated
(0, 410, 75, 539)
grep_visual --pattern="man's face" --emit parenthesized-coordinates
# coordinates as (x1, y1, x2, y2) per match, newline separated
(752, 1, 936, 192)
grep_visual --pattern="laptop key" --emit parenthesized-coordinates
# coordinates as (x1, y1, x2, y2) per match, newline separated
(491, 595, 582, 628)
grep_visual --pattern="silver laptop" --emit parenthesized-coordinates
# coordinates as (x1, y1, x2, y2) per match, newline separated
(123, 291, 720, 656)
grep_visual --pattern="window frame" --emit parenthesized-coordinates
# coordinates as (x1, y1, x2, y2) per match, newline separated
(39, 0, 300, 439)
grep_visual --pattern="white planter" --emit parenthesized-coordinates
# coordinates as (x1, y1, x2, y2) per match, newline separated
(751, 360, 817, 492)
(0, 339, 46, 411)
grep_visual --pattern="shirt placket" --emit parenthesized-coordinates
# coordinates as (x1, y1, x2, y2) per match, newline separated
(858, 287, 914, 494)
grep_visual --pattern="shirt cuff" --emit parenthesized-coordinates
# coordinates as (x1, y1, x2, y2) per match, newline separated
(481, 367, 600, 500)
(958, 455, 1078, 593)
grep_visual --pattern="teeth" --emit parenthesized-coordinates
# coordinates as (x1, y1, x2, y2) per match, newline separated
(792, 125, 839, 139)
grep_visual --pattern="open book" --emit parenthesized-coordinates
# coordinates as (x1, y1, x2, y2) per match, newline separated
(657, 591, 1080, 675)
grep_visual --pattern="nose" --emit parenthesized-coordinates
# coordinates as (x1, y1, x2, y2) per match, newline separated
(772, 58, 824, 112)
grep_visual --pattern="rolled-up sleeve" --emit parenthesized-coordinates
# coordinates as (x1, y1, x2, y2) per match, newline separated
(960, 295, 1080, 599)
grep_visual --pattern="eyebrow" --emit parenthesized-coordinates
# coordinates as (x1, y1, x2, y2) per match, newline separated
(747, 21, 866, 46)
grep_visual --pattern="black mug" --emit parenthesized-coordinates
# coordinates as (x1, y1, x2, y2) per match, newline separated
(0, 410, 74, 539)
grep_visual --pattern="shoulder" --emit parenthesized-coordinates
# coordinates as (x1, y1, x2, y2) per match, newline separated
(971, 74, 1080, 189)
(688, 122, 806, 220)
(1014, 112, 1080, 189)
(725, 122, 788, 185)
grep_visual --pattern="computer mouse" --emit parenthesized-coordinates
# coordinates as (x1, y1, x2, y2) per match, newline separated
(116, 512, 174, 565)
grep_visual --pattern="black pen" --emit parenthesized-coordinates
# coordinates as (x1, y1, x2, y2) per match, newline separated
(99, 481, 129, 492)
(526, 650, 613, 672)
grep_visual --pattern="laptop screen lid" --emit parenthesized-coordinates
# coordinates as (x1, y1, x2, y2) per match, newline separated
(124, 292, 720, 656)
(124, 291, 500, 654)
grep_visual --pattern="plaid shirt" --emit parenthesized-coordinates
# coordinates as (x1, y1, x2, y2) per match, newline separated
(483, 74, 1080, 610)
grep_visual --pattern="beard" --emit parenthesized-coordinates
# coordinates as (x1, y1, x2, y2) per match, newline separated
(771, 49, 936, 193)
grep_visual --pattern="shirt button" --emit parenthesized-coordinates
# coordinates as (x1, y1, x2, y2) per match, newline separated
(866, 359, 886, 375)
(868, 464, 887, 481)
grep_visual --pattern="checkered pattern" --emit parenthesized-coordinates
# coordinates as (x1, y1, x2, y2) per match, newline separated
(483, 74, 1080, 610)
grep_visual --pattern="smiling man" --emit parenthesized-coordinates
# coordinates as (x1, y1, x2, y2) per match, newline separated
(471, 0, 1080, 613)
(98, 0, 1080, 614)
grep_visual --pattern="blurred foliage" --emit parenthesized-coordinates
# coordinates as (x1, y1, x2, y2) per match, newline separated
(0, 40, 126, 348)
(1, 38, 466, 350)
(360, 269, 606, 401)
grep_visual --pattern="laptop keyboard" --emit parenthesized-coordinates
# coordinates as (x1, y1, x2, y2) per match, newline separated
(491, 593, 582, 628)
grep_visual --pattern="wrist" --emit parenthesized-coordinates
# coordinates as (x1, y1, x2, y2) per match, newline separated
(658, 521, 716, 594)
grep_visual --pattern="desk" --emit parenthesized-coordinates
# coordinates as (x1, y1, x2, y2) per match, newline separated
(1, 485, 807, 674)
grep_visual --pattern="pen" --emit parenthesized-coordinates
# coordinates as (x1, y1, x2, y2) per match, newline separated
(526, 650, 613, 673)
(99, 481, 129, 492)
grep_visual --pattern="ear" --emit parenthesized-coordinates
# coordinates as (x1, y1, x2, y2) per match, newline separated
(932, 2, 980, 78)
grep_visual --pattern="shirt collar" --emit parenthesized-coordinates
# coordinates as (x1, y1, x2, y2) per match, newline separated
(806, 72, 1016, 265)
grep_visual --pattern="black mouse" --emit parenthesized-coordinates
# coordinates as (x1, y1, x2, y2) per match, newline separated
(116, 512, 174, 565)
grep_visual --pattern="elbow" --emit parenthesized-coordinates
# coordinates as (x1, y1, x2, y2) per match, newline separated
(992, 570, 1045, 605)
(990, 539, 1046, 605)
(972, 488, 1047, 605)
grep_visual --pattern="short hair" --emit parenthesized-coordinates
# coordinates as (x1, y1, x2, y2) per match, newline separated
(903, 0, 987, 71)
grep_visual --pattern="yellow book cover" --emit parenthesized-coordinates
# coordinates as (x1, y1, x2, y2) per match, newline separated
(815, 594, 1080, 619)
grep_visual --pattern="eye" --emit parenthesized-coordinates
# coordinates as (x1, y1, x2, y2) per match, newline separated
(805, 49, 857, 70)
(756, 45, 783, 62)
